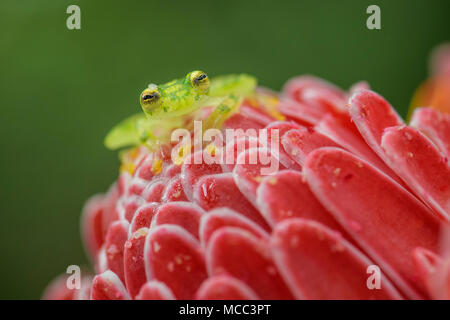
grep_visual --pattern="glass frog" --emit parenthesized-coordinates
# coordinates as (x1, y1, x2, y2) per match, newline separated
(104, 70, 257, 151)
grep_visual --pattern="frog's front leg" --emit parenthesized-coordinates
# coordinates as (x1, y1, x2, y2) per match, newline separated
(137, 117, 184, 150)
(202, 95, 242, 130)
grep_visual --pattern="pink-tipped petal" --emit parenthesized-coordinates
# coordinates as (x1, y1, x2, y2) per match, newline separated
(74, 276, 93, 300)
(161, 175, 188, 202)
(233, 147, 286, 205)
(381, 126, 450, 221)
(239, 104, 276, 126)
(95, 245, 108, 274)
(256, 170, 345, 234)
(42, 274, 78, 300)
(124, 228, 148, 299)
(304, 147, 440, 299)
(194, 173, 270, 231)
(263, 121, 303, 170)
(199, 208, 269, 248)
(223, 105, 270, 131)
(282, 128, 341, 166)
(195, 275, 260, 300)
(349, 81, 370, 95)
(163, 163, 182, 178)
(81, 195, 105, 262)
(134, 154, 159, 181)
(222, 136, 261, 172)
(410, 107, 450, 158)
(283, 75, 345, 105)
(206, 227, 294, 300)
(105, 220, 129, 283)
(144, 225, 207, 299)
(428, 259, 450, 299)
(271, 219, 402, 300)
(142, 178, 167, 203)
(413, 247, 443, 286)
(101, 183, 120, 238)
(301, 86, 347, 114)
(130, 203, 158, 234)
(181, 150, 223, 201)
(349, 90, 404, 158)
(135, 280, 176, 300)
(91, 270, 130, 300)
(315, 114, 404, 184)
(121, 195, 145, 222)
(278, 98, 325, 125)
(151, 202, 205, 239)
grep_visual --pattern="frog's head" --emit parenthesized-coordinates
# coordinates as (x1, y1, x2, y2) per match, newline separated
(139, 70, 210, 119)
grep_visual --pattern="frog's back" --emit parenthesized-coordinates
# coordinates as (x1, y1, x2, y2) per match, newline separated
(210, 73, 257, 97)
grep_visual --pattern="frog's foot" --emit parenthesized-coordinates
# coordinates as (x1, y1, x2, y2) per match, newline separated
(203, 95, 241, 130)
(138, 117, 185, 151)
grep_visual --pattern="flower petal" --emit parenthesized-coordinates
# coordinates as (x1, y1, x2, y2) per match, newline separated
(277, 98, 325, 125)
(124, 228, 148, 299)
(263, 121, 303, 170)
(163, 163, 182, 178)
(195, 275, 260, 300)
(135, 280, 176, 300)
(349, 90, 404, 149)
(271, 219, 402, 299)
(105, 220, 129, 283)
(282, 128, 341, 166)
(233, 147, 286, 205)
(130, 203, 158, 234)
(256, 170, 345, 234)
(151, 202, 205, 239)
(348, 89, 409, 184)
(120, 195, 145, 222)
(283, 75, 345, 106)
(314, 113, 401, 182)
(199, 208, 269, 248)
(206, 227, 294, 299)
(81, 195, 106, 262)
(144, 225, 207, 299)
(194, 173, 270, 230)
(304, 147, 440, 298)
(181, 150, 223, 201)
(410, 107, 450, 158)
(142, 177, 167, 203)
(161, 175, 188, 202)
(381, 126, 450, 221)
(91, 270, 130, 300)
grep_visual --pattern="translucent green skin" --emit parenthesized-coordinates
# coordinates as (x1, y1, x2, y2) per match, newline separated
(105, 72, 257, 150)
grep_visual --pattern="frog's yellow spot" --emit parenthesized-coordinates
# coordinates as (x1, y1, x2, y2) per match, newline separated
(152, 159, 163, 175)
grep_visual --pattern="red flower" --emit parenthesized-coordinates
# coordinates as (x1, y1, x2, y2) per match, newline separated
(44, 62, 450, 301)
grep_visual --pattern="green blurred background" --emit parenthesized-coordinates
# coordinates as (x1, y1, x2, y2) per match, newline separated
(0, 0, 449, 299)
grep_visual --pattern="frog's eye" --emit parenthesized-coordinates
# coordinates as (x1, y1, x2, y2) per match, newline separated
(140, 86, 161, 112)
(189, 71, 210, 93)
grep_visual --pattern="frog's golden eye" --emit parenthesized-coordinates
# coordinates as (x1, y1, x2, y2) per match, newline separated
(189, 71, 210, 93)
(140, 85, 161, 112)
